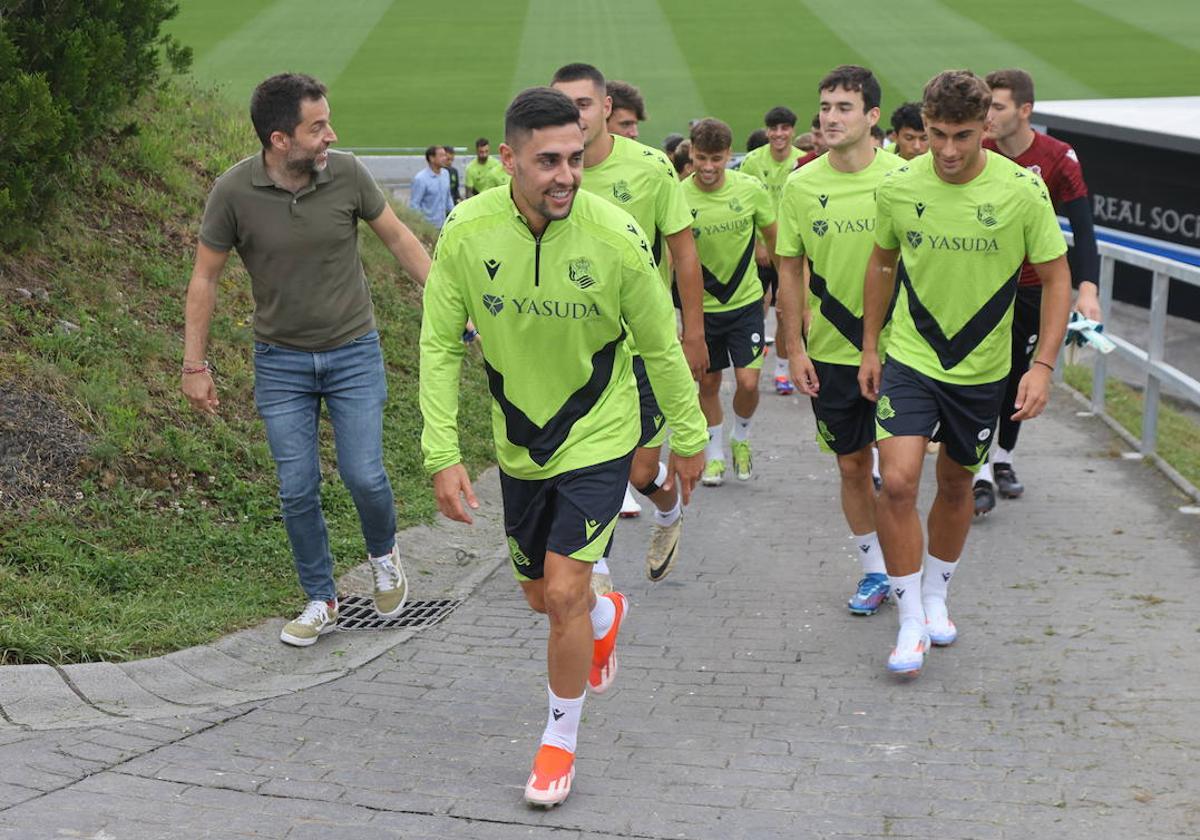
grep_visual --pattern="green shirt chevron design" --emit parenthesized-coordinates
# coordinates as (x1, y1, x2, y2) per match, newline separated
(419, 188, 708, 480)
(776, 150, 904, 365)
(875, 151, 1066, 385)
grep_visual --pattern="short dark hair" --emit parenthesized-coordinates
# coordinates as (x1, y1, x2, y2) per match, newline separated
(690, 118, 733, 153)
(818, 65, 881, 112)
(663, 132, 685, 155)
(746, 128, 768, 152)
(607, 80, 646, 120)
(672, 140, 692, 175)
(442, 145, 455, 155)
(923, 70, 991, 124)
(764, 106, 797, 128)
(504, 87, 581, 147)
(249, 73, 327, 148)
(870, 125, 884, 141)
(890, 102, 924, 133)
(475, 137, 490, 149)
(551, 62, 606, 90)
(424, 145, 440, 162)
(810, 114, 821, 130)
(985, 68, 1035, 107)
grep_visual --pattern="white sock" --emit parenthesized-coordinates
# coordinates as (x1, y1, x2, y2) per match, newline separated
(890, 570, 925, 626)
(922, 553, 957, 606)
(593, 557, 610, 576)
(871, 447, 880, 480)
(590, 594, 615, 640)
(991, 447, 1013, 466)
(976, 461, 994, 485)
(731, 413, 752, 442)
(774, 357, 789, 378)
(851, 532, 886, 576)
(654, 495, 682, 527)
(706, 424, 724, 461)
(541, 686, 584, 753)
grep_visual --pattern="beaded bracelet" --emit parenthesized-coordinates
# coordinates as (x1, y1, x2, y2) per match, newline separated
(181, 360, 212, 375)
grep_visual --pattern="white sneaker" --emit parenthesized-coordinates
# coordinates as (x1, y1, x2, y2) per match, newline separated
(371, 545, 408, 617)
(280, 599, 337, 647)
(620, 483, 642, 518)
(924, 598, 957, 646)
(887, 619, 930, 675)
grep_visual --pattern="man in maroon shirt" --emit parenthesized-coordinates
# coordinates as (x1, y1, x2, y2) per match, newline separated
(794, 113, 826, 169)
(975, 68, 1103, 514)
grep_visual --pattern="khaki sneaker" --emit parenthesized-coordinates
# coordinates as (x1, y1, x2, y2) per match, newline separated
(371, 545, 408, 617)
(280, 599, 338, 647)
(645, 515, 682, 582)
(590, 571, 613, 596)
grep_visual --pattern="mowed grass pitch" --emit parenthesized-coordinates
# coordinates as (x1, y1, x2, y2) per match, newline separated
(171, 0, 1199, 150)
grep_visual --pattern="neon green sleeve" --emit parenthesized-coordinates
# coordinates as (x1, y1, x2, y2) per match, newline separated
(753, 179, 776, 229)
(418, 242, 469, 475)
(874, 178, 900, 250)
(774, 181, 806, 258)
(617, 236, 708, 457)
(656, 168, 694, 237)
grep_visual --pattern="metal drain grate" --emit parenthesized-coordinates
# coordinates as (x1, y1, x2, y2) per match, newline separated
(335, 596, 462, 631)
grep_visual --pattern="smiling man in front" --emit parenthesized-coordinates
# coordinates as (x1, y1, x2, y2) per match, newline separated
(418, 87, 707, 807)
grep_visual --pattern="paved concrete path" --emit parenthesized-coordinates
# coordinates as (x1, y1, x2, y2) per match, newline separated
(2, 378, 1199, 839)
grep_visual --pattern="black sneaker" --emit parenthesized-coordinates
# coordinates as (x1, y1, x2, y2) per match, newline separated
(973, 480, 995, 517)
(993, 463, 1024, 498)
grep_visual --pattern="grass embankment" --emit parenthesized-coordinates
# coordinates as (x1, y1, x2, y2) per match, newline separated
(1064, 364, 1200, 491)
(0, 82, 493, 665)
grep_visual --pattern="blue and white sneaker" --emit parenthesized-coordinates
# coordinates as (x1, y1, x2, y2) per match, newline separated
(848, 573, 890, 615)
(924, 599, 958, 646)
(887, 620, 930, 676)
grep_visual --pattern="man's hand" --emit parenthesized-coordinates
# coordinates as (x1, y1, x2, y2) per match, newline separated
(182, 372, 219, 415)
(858, 355, 882, 402)
(667, 450, 705, 505)
(681, 333, 709, 381)
(1011, 363, 1053, 421)
(1075, 282, 1102, 322)
(432, 464, 479, 524)
(788, 350, 820, 397)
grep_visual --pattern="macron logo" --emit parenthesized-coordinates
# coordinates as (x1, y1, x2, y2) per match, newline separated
(942, 572, 952, 582)
(483, 258, 501, 280)
(895, 587, 906, 599)
(552, 708, 565, 721)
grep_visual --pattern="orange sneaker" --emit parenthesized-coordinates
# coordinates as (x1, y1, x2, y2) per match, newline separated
(589, 592, 628, 695)
(523, 744, 575, 807)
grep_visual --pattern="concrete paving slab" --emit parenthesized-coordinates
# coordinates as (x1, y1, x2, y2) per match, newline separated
(0, 664, 100, 729)
(119, 657, 261, 709)
(61, 661, 191, 719)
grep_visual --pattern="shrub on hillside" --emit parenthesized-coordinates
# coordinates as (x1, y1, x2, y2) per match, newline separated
(0, 1, 191, 249)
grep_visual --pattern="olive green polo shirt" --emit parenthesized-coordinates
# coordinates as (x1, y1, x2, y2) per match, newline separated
(199, 149, 388, 351)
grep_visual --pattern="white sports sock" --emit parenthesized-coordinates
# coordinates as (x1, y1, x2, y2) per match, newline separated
(890, 570, 925, 627)
(922, 554, 957, 605)
(774, 357, 789, 378)
(976, 461, 994, 485)
(731, 413, 753, 442)
(593, 557, 610, 576)
(654, 496, 682, 527)
(871, 446, 880, 480)
(705, 424, 724, 462)
(590, 594, 615, 640)
(851, 532, 886, 576)
(541, 686, 584, 753)
(991, 446, 1013, 466)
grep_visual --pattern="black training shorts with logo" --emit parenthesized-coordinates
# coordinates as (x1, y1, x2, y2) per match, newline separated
(874, 358, 1006, 473)
(632, 355, 668, 448)
(704, 299, 766, 373)
(811, 359, 876, 456)
(500, 452, 634, 581)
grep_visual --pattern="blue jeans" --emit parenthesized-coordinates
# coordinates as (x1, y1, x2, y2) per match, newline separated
(253, 331, 397, 601)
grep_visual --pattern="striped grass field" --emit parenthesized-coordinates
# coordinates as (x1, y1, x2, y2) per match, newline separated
(169, 0, 1199, 149)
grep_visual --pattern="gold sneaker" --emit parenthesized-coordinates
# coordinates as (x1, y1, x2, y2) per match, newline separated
(371, 545, 408, 617)
(645, 515, 682, 582)
(280, 599, 338, 647)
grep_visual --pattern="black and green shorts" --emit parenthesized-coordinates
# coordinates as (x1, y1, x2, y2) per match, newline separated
(811, 359, 875, 456)
(704, 300, 766, 373)
(500, 452, 634, 582)
(875, 358, 1006, 473)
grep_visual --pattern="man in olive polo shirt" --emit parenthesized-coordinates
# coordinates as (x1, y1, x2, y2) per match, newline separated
(182, 73, 432, 647)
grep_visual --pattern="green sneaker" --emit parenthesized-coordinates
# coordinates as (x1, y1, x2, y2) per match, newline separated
(701, 459, 725, 487)
(371, 545, 408, 617)
(731, 439, 752, 481)
(280, 599, 338, 647)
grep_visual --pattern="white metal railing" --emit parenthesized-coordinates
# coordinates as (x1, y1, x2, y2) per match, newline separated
(1060, 230, 1200, 501)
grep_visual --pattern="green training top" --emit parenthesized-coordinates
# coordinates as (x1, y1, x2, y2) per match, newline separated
(682, 169, 776, 313)
(875, 151, 1067, 385)
(580, 134, 692, 288)
(739, 144, 803, 211)
(419, 187, 709, 480)
(777, 150, 905, 366)
(465, 157, 509, 194)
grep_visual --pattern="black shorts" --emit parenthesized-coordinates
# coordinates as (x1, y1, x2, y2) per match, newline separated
(759, 263, 779, 308)
(632, 355, 667, 449)
(811, 360, 875, 456)
(704, 301, 766, 373)
(875, 358, 1005, 473)
(499, 453, 634, 581)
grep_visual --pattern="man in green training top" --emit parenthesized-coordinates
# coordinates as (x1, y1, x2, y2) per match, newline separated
(858, 70, 1070, 677)
(419, 87, 707, 808)
(777, 65, 904, 620)
(683, 118, 778, 486)
(465, 136, 508, 197)
(741, 105, 802, 395)
(551, 63, 707, 591)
